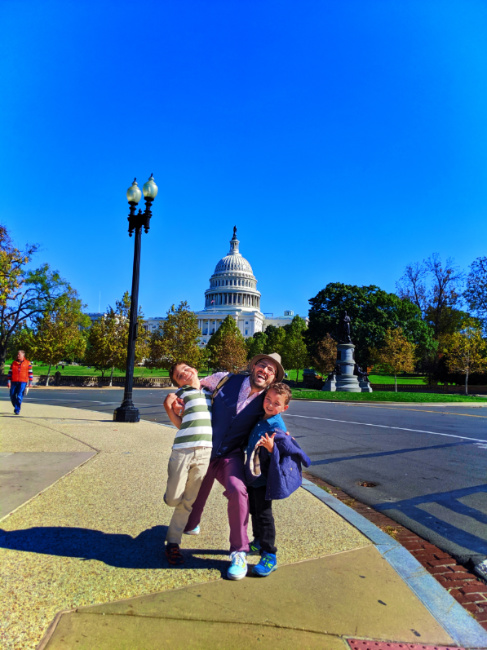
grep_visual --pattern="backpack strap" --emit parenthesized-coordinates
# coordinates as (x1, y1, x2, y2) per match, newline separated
(211, 373, 233, 403)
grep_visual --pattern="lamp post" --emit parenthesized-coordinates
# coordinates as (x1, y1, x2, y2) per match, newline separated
(113, 174, 158, 423)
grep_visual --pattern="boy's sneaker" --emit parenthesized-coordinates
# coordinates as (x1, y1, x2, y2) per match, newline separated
(165, 543, 184, 565)
(249, 539, 262, 555)
(184, 525, 200, 535)
(252, 552, 277, 577)
(227, 551, 247, 580)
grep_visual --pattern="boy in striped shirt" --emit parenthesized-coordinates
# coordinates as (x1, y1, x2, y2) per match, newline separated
(163, 363, 212, 564)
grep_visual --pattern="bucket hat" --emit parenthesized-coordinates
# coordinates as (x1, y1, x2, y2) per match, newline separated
(248, 352, 285, 383)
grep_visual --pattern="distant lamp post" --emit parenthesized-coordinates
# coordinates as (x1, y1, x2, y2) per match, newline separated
(113, 175, 158, 422)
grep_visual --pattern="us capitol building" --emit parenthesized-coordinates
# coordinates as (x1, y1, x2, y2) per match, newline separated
(145, 227, 298, 344)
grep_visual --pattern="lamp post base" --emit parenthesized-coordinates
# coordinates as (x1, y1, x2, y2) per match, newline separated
(113, 405, 140, 422)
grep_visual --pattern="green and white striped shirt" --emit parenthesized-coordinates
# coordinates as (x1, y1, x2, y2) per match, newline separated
(173, 385, 213, 450)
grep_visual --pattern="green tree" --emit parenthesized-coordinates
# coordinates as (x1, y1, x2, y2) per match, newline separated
(263, 325, 286, 355)
(0, 225, 72, 375)
(370, 328, 416, 392)
(307, 283, 433, 367)
(311, 334, 337, 377)
(31, 289, 90, 385)
(397, 254, 464, 337)
(245, 331, 268, 360)
(280, 315, 309, 382)
(207, 315, 247, 371)
(148, 301, 201, 369)
(465, 257, 487, 326)
(443, 319, 487, 395)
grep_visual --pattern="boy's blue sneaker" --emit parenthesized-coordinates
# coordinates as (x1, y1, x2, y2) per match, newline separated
(249, 539, 261, 555)
(252, 552, 277, 577)
(184, 525, 200, 535)
(227, 551, 247, 580)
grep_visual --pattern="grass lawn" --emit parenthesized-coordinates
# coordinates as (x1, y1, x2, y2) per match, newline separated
(367, 374, 427, 385)
(285, 369, 428, 385)
(290, 389, 487, 403)
(10, 361, 178, 378)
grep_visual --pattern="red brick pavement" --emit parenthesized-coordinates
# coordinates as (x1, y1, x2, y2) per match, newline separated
(304, 472, 487, 631)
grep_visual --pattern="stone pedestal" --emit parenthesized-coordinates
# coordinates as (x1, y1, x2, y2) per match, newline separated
(335, 343, 361, 392)
(322, 377, 336, 391)
(359, 379, 373, 392)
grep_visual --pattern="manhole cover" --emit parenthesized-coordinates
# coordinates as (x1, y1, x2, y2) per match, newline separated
(357, 480, 378, 488)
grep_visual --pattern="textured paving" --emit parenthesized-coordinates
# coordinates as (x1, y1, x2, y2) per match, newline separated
(305, 473, 487, 631)
(1, 401, 369, 649)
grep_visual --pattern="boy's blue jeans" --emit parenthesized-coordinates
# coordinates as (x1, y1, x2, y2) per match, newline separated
(10, 382, 27, 414)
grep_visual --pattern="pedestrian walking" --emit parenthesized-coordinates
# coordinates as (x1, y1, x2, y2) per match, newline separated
(7, 350, 33, 415)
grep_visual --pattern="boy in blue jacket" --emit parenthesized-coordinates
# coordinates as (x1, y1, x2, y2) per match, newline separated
(245, 382, 311, 577)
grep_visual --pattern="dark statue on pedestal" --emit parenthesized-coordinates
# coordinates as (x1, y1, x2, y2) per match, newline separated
(338, 310, 352, 343)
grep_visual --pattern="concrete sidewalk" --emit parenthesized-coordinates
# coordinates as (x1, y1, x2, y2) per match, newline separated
(1, 400, 486, 649)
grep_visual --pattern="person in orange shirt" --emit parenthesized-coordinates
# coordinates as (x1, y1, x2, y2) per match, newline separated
(7, 350, 33, 415)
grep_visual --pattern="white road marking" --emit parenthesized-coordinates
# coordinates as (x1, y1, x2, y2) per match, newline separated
(285, 413, 486, 444)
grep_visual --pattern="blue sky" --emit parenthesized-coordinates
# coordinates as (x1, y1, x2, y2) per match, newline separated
(1, 0, 487, 320)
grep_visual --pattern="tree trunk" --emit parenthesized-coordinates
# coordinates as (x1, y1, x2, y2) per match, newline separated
(465, 370, 469, 396)
(109, 366, 114, 387)
(46, 363, 52, 386)
(394, 375, 398, 392)
(0, 342, 8, 376)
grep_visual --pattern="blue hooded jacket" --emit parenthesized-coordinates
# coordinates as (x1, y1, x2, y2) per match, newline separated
(246, 428, 311, 500)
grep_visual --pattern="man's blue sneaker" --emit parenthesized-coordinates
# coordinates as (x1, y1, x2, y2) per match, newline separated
(252, 552, 277, 577)
(227, 551, 247, 580)
(184, 525, 200, 535)
(249, 539, 261, 555)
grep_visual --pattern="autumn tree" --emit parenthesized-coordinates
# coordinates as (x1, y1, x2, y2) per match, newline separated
(207, 315, 247, 372)
(85, 292, 149, 381)
(370, 328, 416, 392)
(0, 225, 72, 375)
(280, 315, 308, 382)
(31, 289, 90, 385)
(443, 319, 487, 395)
(311, 334, 337, 377)
(148, 301, 201, 370)
(85, 310, 123, 382)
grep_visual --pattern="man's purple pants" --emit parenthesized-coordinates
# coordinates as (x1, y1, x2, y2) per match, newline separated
(184, 450, 250, 553)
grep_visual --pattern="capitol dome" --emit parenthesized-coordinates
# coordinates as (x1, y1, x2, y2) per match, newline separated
(196, 227, 264, 344)
(204, 227, 261, 310)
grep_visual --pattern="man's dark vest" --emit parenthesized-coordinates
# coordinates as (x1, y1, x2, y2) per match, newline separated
(211, 374, 265, 459)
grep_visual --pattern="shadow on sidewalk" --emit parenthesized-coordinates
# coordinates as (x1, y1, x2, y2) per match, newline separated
(14, 416, 114, 423)
(0, 526, 228, 572)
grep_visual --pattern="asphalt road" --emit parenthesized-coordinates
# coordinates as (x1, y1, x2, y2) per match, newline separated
(4, 387, 487, 567)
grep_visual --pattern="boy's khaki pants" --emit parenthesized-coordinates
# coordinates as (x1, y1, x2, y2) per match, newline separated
(164, 446, 212, 544)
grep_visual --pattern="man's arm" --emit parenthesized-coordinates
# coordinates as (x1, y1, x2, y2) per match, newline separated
(199, 372, 229, 392)
(7, 363, 13, 388)
(164, 393, 182, 429)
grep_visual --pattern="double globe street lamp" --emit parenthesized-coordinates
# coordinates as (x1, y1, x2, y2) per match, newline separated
(113, 175, 158, 423)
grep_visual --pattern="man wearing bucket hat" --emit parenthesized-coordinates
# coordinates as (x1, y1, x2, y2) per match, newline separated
(164, 352, 285, 580)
